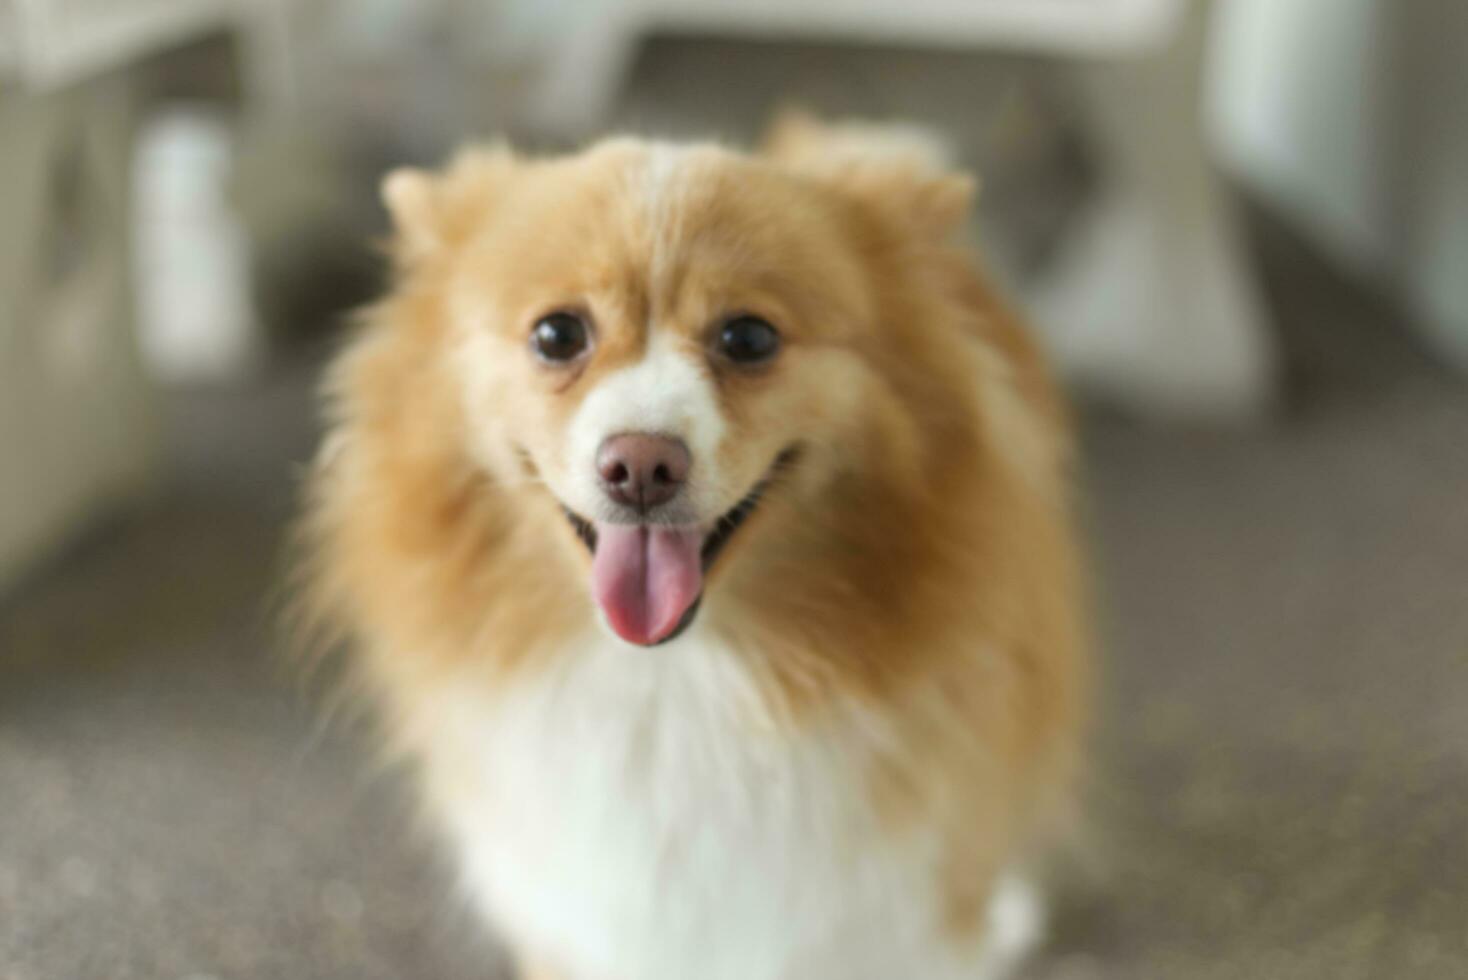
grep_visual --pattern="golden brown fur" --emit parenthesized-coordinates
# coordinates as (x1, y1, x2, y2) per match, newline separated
(296, 113, 1088, 978)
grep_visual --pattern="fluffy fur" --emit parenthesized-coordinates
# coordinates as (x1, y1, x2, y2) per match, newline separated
(296, 113, 1089, 980)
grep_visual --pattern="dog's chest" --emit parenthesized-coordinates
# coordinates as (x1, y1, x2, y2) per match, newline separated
(425, 633, 967, 980)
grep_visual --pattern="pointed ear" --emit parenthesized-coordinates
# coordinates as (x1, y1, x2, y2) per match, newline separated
(381, 167, 441, 261)
(379, 145, 518, 264)
(763, 109, 977, 242)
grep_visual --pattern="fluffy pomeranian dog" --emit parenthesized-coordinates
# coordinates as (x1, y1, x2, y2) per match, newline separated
(297, 112, 1088, 980)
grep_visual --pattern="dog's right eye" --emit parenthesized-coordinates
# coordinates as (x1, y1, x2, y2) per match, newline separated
(532, 312, 591, 363)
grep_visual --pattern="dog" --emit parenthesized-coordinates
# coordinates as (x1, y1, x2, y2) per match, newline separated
(296, 112, 1088, 980)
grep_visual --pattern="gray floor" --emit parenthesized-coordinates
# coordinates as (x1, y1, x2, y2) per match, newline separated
(3, 216, 1467, 980)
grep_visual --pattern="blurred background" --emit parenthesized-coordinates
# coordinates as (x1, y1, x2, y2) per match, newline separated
(2, 1, 1466, 977)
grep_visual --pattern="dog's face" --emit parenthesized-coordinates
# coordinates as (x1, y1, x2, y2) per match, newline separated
(380, 135, 974, 647)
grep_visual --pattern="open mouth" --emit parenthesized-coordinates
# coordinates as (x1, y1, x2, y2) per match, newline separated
(563, 447, 796, 647)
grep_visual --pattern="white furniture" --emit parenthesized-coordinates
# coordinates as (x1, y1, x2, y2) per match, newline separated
(0, 75, 158, 592)
(1212, 0, 1468, 373)
(526, 0, 1276, 421)
(0, 0, 296, 109)
(0, 0, 291, 591)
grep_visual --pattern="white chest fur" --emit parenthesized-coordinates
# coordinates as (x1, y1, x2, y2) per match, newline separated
(422, 630, 1038, 980)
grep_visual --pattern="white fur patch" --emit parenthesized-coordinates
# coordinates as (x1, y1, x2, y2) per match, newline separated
(977, 875, 1046, 978)
(562, 332, 728, 523)
(420, 629, 1043, 980)
(639, 142, 693, 291)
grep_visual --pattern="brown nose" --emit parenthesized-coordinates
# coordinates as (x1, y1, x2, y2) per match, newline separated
(596, 433, 691, 512)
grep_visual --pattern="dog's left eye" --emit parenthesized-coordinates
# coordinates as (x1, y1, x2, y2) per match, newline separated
(532, 312, 591, 363)
(716, 316, 780, 365)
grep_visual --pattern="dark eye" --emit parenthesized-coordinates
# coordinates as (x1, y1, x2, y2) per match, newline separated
(532, 312, 590, 363)
(716, 315, 780, 365)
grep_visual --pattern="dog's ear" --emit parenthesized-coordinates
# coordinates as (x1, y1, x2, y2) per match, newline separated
(380, 167, 440, 260)
(380, 145, 517, 264)
(762, 108, 976, 243)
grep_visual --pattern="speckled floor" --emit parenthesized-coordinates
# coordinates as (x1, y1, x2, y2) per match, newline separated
(2, 215, 1466, 980)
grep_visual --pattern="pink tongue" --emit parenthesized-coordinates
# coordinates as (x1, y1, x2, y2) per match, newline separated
(590, 524, 704, 645)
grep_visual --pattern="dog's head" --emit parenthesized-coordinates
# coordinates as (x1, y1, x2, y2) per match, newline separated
(376, 120, 983, 648)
